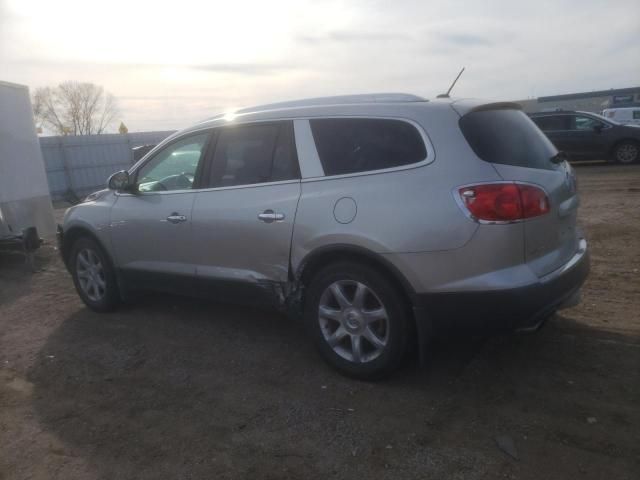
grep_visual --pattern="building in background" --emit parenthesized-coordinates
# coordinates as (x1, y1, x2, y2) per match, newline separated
(517, 86, 640, 114)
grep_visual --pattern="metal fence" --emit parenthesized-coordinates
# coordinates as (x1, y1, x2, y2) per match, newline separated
(40, 131, 175, 201)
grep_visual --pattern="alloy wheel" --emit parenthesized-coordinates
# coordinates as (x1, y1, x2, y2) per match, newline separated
(76, 248, 106, 302)
(318, 280, 389, 363)
(617, 143, 639, 164)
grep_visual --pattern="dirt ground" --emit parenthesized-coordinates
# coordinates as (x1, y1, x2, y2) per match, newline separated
(1, 164, 639, 480)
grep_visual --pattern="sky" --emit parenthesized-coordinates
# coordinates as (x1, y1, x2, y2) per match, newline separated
(1, 0, 639, 132)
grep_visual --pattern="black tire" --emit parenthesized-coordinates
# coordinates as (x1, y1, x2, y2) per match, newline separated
(304, 262, 410, 380)
(69, 237, 120, 312)
(613, 140, 640, 164)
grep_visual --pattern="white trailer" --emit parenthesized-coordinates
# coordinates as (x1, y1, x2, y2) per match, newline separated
(0, 81, 55, 247)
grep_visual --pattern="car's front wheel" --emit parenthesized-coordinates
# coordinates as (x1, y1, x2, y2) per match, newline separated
(613, 141, 639, 164)
(304, 262, 410, 379)
(69, 237, 120, 312)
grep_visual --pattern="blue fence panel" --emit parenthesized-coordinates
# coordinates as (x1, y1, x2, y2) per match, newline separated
(40, 131, 175, 200)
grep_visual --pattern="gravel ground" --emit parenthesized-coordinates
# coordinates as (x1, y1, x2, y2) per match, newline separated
(1, 164, 639, 479)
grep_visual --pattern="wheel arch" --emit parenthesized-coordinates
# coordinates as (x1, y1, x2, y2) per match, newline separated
(295, 244, 417, 310)
(610, 138, 640, 160)
(61, 225, 114, 271)
(294, 244, 429, 364)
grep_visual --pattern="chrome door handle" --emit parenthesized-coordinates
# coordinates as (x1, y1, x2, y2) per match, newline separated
(258, 209, 285, 223)
(166, 213, 187, 224)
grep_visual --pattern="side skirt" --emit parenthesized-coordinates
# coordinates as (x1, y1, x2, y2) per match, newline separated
(118, 268, 289, 310)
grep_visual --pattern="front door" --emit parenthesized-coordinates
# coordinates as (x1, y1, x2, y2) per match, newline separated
(109, 131, 212, 291)
(191, 121, 301, 306)
(562, 114, 609, 159)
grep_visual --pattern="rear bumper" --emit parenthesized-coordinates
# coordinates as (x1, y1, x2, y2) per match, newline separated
(412, 238, 590, 335)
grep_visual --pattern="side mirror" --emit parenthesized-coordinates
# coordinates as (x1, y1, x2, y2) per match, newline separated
(107, 170, 131, 191)
(593, 124, 604, 133)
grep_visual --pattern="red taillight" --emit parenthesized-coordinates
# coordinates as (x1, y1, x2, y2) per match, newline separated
(458, 183, 549, 222)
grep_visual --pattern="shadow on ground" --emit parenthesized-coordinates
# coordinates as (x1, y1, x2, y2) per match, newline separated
(25, 293, 640, 479)
(0, 245, 57, 306)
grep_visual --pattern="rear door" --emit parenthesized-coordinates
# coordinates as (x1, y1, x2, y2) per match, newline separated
(190, 121, 301, 305)
(531, 114, 574, 154)
(459, 108, 579, 277)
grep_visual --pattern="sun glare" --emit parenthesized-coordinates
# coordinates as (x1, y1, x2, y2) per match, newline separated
(223, 110, 238, 122)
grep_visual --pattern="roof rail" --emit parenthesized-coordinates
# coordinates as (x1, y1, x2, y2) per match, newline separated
(234, 93, 426, 115)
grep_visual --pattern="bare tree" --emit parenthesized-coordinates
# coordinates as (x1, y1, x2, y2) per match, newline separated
(32, 81, 119, 135)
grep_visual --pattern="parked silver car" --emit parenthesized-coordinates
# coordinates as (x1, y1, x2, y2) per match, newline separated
(58, 93, 589, 379)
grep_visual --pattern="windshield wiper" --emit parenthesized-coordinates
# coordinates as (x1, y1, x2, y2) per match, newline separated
(550, 151, 569, 164)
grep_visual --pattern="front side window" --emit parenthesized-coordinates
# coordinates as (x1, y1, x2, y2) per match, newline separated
(136, 132, 210, 192)
(309, 118, 427, 176)
(208, 122, 299, 187)
(572, 115, 604, 131)
(532, 115, 570, 131)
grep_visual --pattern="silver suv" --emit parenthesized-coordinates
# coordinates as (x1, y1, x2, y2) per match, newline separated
(58, 94, 589, 379)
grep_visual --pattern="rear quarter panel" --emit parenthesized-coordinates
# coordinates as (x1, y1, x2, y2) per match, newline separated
(291, 103, 503, 278)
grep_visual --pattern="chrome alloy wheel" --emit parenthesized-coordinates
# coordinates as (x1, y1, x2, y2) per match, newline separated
(318, 280, 389, 363)
(76, 248, 106, 302)
(617, 143, 639, 164)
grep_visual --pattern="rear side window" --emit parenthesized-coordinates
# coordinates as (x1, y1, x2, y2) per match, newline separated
(460, 109, 558, 170)
(309, 118, 427, 176)
(208, 122, 299, 187)
(531, 115, 570, 131)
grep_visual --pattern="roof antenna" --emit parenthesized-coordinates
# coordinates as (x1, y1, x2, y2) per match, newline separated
(437, 67, 465, 98)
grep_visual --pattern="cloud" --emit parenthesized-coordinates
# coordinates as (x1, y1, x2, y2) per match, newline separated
(2, 0, 639, 131)
(8, 58, 293, 77)
(297, 30, 412, 44)
(434, 33, 495, 47)
(188, 63, 296, 75)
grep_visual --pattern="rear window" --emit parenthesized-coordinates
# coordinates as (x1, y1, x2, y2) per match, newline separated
(459, 109, 558, 170)
(310, 118, 426, 176)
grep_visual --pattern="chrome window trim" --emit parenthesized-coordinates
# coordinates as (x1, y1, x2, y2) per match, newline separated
(202, 114, 435, 180)
(124, 123, 302, 196)
(115, 188, 196, 197)
(126, 115, 435, 190)
(116, 178, 301, 197)
(194, 178, 300, 193)
(297, 115, 435, 180)
(128, 127, 214, 177)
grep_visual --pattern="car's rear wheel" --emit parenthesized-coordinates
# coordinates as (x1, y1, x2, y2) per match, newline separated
(304, 262, 410, 379)
(70, 237, 119, 312)
(613, 141, 639, 164)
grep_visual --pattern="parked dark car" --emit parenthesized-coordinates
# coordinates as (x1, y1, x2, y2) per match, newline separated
(529, 111, 640, 164)
(132, 144, 157, 162)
